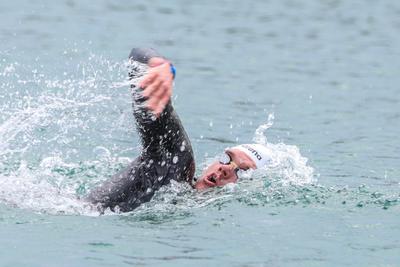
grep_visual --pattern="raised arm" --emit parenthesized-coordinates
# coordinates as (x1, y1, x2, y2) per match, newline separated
(87, 48, 195, 212)
(129, 48, 195, 182)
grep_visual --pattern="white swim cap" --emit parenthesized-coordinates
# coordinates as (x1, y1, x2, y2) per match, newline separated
(230, 144, 273, 169)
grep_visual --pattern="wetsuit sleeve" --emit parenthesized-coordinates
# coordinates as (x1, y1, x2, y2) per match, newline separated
(128, 48, 194, 166)
(86, 48, 195, 213)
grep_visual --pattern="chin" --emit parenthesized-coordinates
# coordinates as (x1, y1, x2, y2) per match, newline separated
(194, 179, 211, 190)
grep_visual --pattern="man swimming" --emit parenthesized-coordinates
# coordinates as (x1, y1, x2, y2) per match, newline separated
(88, 48, 272, 212)
(194, 143, 274, 189)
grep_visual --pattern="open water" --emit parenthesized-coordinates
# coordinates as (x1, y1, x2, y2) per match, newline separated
(0, 0, 399, 266)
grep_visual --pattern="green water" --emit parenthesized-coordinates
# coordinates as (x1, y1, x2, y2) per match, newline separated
(0, 0, 399, 266)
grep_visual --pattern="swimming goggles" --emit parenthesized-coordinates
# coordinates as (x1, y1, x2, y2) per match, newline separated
(192, 152, 240, 185)
(219, 152, 240, 177)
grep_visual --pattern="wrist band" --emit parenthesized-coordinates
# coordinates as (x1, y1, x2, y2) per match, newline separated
(170, 63, 176, 79)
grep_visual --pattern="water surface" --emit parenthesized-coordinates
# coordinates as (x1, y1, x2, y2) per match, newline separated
(0, 0, 399, 266)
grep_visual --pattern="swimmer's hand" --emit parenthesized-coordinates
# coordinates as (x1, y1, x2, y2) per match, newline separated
(139, 57, 174, 117)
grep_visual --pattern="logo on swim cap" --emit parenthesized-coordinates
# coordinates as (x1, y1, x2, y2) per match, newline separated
(242, 144, 262, 161)
(231, 144, 273, 169)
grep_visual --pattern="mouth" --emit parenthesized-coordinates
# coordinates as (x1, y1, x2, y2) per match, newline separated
(204, 174, 217, 187)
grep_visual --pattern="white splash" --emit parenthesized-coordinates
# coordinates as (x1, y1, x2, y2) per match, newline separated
(252, 113, 274, 145)
(0, 159, 99, 215)
(0, 52, 136, 215)
(246, 114, 315, 185)
(200, 114, 314, 187)
(247, 142, 315, 185)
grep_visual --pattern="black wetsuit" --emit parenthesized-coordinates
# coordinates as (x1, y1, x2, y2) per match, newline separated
(87, 48, 195, 212)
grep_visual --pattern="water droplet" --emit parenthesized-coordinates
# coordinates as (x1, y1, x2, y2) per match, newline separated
(173, 156, 179, 164)
(180, 141, 186, 151)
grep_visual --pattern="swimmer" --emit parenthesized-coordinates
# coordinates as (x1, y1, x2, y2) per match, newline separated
(194, 143, 273, 190)
(88, 48, 271, 212)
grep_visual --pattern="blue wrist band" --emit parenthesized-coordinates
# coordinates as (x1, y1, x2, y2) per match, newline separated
(170, 63, 176, 79)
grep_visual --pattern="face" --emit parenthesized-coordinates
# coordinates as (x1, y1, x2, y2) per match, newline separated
(194, 149, 256, 190)
(194, 160, 238, 190)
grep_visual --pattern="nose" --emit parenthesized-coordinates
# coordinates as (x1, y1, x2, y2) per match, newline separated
(217, 164, 234, 179)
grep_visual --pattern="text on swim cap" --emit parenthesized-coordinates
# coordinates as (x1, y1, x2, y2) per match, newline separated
(242, 145, 262, 161)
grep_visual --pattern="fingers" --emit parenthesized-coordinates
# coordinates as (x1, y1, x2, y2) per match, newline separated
(154, 89, 171, 115)
(152, 82, 172, 116)
(146, 87, 163, 111)
(146, 81, 170, 115)
(138, 60, 174, 117)
(138, 71, 157, 89)
(142, 78, 162, 98)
